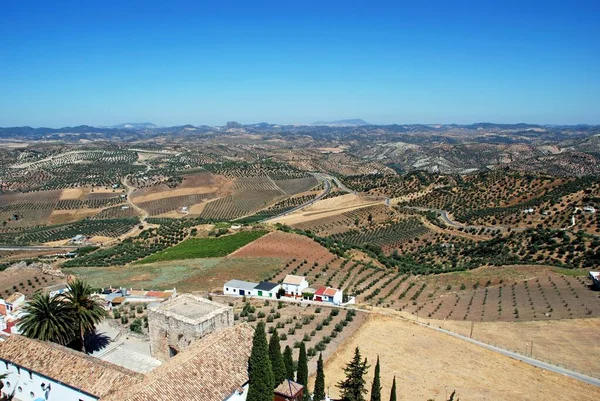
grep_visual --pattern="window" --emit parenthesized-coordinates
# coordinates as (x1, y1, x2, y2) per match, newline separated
(30, 391, 35, 398)
(17, 386, 22, 393)
(168, 346, 178, 358)
(29, 371, 33, 380)
(16, 366, 20, 374)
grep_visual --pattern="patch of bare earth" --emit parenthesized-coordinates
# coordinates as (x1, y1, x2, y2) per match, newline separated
(422, 317, 600, 378)
(271, 194, 382, 226)
(318, 314, 600, 400)
(48, 208, 102, 224)
(228, 230, 331, 260)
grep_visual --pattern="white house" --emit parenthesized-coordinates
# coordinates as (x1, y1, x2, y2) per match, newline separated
(69, 234, 86, 244)
(314, 287, 343, 305)
(254, 282, 281, 298)
(281, 275, 309, 297)
(223, 280, 259, 297)
(0, 293, 25, 315)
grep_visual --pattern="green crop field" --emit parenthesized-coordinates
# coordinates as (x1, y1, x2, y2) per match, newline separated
(135, 230, 268, 264)
(71, 256, 282, 291)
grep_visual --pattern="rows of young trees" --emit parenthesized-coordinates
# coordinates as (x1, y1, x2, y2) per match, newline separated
(247, 322, 405, 401)
(0, 218, 139, 245)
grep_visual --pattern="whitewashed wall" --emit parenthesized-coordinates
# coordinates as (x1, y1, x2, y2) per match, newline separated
(0, 359, 97, 401)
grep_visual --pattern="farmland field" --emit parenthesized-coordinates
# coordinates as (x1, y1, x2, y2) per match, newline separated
(0, 266, 67, 299)
(319, 314, 600, 401)
(135, 230, 269, 264)
(422, 316, 600, 378)
(71, 256, 282, 292)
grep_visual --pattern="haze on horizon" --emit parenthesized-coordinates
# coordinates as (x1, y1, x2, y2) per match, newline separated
(1, 0, 599, 128)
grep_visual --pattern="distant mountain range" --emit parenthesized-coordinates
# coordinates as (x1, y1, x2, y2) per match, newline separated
(104, 122, 158, 129)
(312, 119, 371, 126)
(1, 122, 599, 145)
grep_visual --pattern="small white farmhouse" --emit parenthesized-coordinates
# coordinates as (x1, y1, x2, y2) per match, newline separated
(223, 280, 258, 297)
(281, 275, 309, 297)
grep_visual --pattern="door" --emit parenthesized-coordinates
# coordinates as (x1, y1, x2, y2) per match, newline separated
(258, 290, 263, 296)
(240, 289, 245, 296)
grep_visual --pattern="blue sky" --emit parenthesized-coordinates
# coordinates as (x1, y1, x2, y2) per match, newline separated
(1, 0, 599, 127)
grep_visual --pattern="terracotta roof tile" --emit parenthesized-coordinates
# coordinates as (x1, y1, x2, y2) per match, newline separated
(314, 287, 327, 296)
(0, 335, 143, 398)
(102, 324, 254, 401)
(283, 275, 306, 285)
(275, 379, 303, 397)
(324, 288, 338, 297)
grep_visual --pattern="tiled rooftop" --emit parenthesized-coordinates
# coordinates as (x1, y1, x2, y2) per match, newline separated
(0, 335, 143, 398)
(283, 275, 306, 285)
(102, 323, 254, 401)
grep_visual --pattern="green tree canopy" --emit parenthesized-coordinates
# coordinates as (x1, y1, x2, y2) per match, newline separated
(18, 292, 75, 346)
(389, 376, 397, 401)
(370, 355, 381, 401)
(337, 347, 370, 401)
(283, 345, 295, 381)
(313, 352, 326, 401)
(61, 279, 106, 353)
(268, 329, 286, 387)
(297, 342, 309, 400)
(247, 321, 274, 401)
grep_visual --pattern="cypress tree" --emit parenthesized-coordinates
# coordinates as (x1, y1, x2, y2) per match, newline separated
(389, 376, 397, 401)
(370, 356, 381, 401)
(297, 342, 309, 399)
(313, 352, 326, 401)
(247, 321, 274, 401)
(269, 329, 286, 387)
(283, 345, 295, 380)
(337, 347, 370, 401)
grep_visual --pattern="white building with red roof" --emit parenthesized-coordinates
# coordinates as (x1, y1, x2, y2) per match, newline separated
(314, 286, 343, 305)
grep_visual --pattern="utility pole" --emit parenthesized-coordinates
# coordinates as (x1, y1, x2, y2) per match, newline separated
(530, 340, 533, 357)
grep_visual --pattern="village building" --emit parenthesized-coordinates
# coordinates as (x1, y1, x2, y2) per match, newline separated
(148, 294, 234, 361)
(584, 205, 596, 214)
(590, 271, 600, 289)
(0, 293, 25, 315)
(254, 281, 281, 298)
(0, 334, 143, 401)
(274, 379, 304, 401)
(101, 324, 254, 401)
(69, 234, 87, 244)
(223, 279, 259, 297)
(282, 275, 309, 297)
(43, 284, 70, 297)
(314, 287, 343, 305)
(0, 293, 25, 335)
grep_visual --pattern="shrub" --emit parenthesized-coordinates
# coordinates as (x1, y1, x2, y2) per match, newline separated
(130, 318, 143, 334)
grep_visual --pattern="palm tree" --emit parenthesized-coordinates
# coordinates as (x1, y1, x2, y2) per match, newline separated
(18, 293, 75, 346)
(61, 279, 106, 353)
